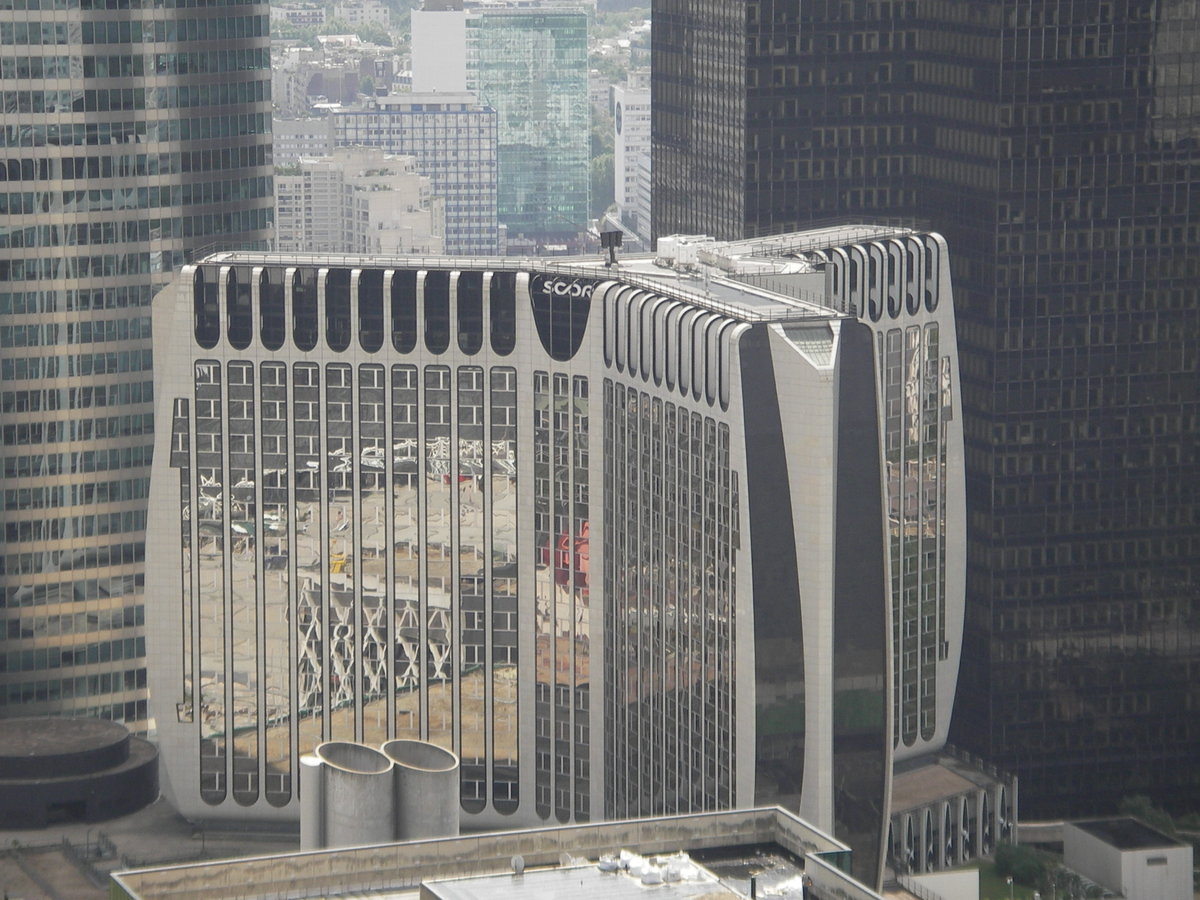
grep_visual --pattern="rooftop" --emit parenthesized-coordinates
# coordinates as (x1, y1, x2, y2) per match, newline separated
(890, 750, 1011, 814)
(1071, 817, 1186, 851)
(0, 717, 128, 762)
(110, 808, 881, 900)
(202, 224, 925, 325)
(423, 856, 745, 900)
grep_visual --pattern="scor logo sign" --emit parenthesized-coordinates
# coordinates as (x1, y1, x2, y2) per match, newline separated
(534, 276, 596, 299)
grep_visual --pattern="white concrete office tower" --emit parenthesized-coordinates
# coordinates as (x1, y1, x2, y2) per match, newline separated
(145, 226, 963, 890)
(611, 70, 651, 240)
(275, 150, 445, 257)
(0, 0, 274, 728)
(332, 94, 499, 256)
(410, 0, 468, 94)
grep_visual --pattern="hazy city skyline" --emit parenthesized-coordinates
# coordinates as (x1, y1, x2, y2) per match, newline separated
(1, 0, 1197, 863)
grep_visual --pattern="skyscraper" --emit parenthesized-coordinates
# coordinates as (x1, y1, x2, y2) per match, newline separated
(611, 69, 652, 242)
(410, 2, 590, 248)
(274, 149, 445, 256)
(143, 227, 975, 887)
(331, 93, 501, 256)
(653, 0, 1200, 816)
(0, 1, 274, 726)
(470, 6, 589, 245)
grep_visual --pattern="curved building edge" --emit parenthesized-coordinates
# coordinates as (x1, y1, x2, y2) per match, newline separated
(144, 227, 963, 890)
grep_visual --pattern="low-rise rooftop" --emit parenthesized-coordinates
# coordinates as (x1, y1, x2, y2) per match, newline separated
(110, 808, 881, 900)
(1072, 817, 1186, 851)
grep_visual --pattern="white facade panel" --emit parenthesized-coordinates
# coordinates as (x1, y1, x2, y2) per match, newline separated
(145, 227, 962, 891)
(412, 8, 469, 93)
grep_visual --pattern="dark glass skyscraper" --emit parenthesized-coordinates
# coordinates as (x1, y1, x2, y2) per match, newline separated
(0, 0, 274, 726)
(654, 0, 1200, 817)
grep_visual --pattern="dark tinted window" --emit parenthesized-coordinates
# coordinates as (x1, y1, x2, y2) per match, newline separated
(358, 269, 384, 353)
(259, 267, 285, 351)
(292, 268, 318, 352)
(391, 270, 418, 353)
(490, 271, 517, 355)
(530, 274, 594, 361)
(325, 269, 351, 352)
(193, 267, 220, 349)
(227, 266, 253, 350)
(424, 270, 451, 354)
(457, 271, 484, 354)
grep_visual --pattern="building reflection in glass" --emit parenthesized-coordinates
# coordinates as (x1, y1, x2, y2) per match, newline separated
(392, 364, 421, 740)
(491, 367, 519, 814)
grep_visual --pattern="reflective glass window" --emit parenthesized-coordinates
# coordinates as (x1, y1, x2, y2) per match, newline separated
(424, 271, 451, 354)
(391, 270, 418, 354)
(324, 269, 351, 352)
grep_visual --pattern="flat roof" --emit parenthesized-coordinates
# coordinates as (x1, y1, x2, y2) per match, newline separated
(890, 751, 1012, 814)
(1072, 817, 1185, 850)
(110, 808, 878, 900)
(0, 716, 128, 760)
(889, 762, 976, 812)
(424, 858, 743, 900)
(691, 845, 809, 899)
(198, 224, 930, 325)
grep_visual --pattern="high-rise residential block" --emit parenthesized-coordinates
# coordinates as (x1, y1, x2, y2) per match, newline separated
(0, 0, 274, 727)
(272, 117, 337, 164)
(333, 0, 390, 28)
(144, 226, 973, 888)
(274, 149, 445, 256)
(611, 69, 652, 242)
(652, 0, 1200, 818)
(332, 93, 500, 255)
(271, 4, 326, 29)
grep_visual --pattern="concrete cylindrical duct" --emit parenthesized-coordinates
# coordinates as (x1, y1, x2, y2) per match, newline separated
(381, 739, 460, 840)
(299, 753, 324, 851)
(313, 741, 395, 848)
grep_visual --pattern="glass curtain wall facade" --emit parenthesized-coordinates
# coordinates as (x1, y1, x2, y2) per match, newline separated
(0, 0, 274, 726)
(467, 7, 589, 245)
(145, 228, 962, 891)
(651, 0, 1200, 817)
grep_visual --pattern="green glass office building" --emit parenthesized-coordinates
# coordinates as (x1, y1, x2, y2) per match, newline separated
(0, 0, 274, 727)
(468, 6, 589, 246)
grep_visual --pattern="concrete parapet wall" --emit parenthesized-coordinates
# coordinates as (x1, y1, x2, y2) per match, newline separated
(112, 808, 875, 900)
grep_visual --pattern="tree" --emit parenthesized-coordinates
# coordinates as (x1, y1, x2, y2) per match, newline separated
(994, 842, 1049, 887)
(356, 22, 394, 47)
